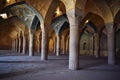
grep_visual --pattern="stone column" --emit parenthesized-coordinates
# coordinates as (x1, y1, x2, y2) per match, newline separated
(106, 23, 116, 64)
(62, 36, 66, 54)
(14, 39, 16, 51)
(41, 28, 48, 60)
(18, 34, 21, 53)
(12, 40, 15, 51)
(66, 37, 69, 54)
(90, 36, 94, 56)
(37, 35, 40, 53)
(29, 30, 34, 56)
(94, 33, 100, 58)
(53, 37, 56, 54)
(22, 35, 26, 54)
(39, 38, 41, 53)
(11, 40, 13, 51)
(15, 38, 18, 52)
(67, 9, 81, 70)
(56, 34, 60, 56)
(14, 40, 16, 51)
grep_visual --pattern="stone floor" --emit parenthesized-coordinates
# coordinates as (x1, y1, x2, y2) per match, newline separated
(0, 50, 120, 80)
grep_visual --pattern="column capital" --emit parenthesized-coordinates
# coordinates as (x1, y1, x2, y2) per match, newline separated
(66, 8, 83, 19)
(105, 22, 114, 29)
(105, 22, 113, 26)
(66, 9, 83, 26)
(105, 22, 115, 34)
(105, 22, 116, 64)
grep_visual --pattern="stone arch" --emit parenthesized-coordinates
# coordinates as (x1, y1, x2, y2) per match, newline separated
(1, 1, 43, 31)
(82, 12, 105, 33)
(31, 15, 40, 33)
(84, 0, 113, 23)
(33, 21, 41, 54)
(0, 16, 27, 50)
(81, 12, 105, 57)
(44, 0, 66, 27)
(1, 1, 44, 56)
(83, 21, 97, 33)
(59, 21, 69, 35)
(52, 14, 69, 34)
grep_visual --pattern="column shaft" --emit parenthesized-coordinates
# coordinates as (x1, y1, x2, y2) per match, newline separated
(62, 36, 66, 54)
(94, 33, 100, 58)
(54, 37, 56, 54)
(15, 38, 18, 52)
(67, 9, 81, 70)
(29, 33, 34, 56)
(18, 37, 21, 53)
(22, 36, 26, 54)
(37, 36, 40, 53)
(41, 30, 48, 60)
(69, 26, 79, 70)
(106, 23, 115, 64)
(56, 34, 60, 56)
(12, 40, 15, 51)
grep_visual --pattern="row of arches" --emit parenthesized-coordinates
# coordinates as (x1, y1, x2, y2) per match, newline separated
(0, 0, 120, 70)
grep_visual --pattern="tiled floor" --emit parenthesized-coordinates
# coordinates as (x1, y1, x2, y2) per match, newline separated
(0, 50, 120, 80)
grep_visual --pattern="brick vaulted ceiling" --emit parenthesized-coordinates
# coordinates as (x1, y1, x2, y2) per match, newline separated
(0, 0, 120, 49)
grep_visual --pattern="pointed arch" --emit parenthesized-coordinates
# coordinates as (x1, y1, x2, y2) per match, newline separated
(52, 14, 69, 34)
(84, 0, 113, 23)
(1, 1, 43, 31)
(83, 21, 97, 33)
(31, 16, 40, 31)
(59, 21, 69, 35)
(82, 12, 105, 33)
(44, 0, 66, 27)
